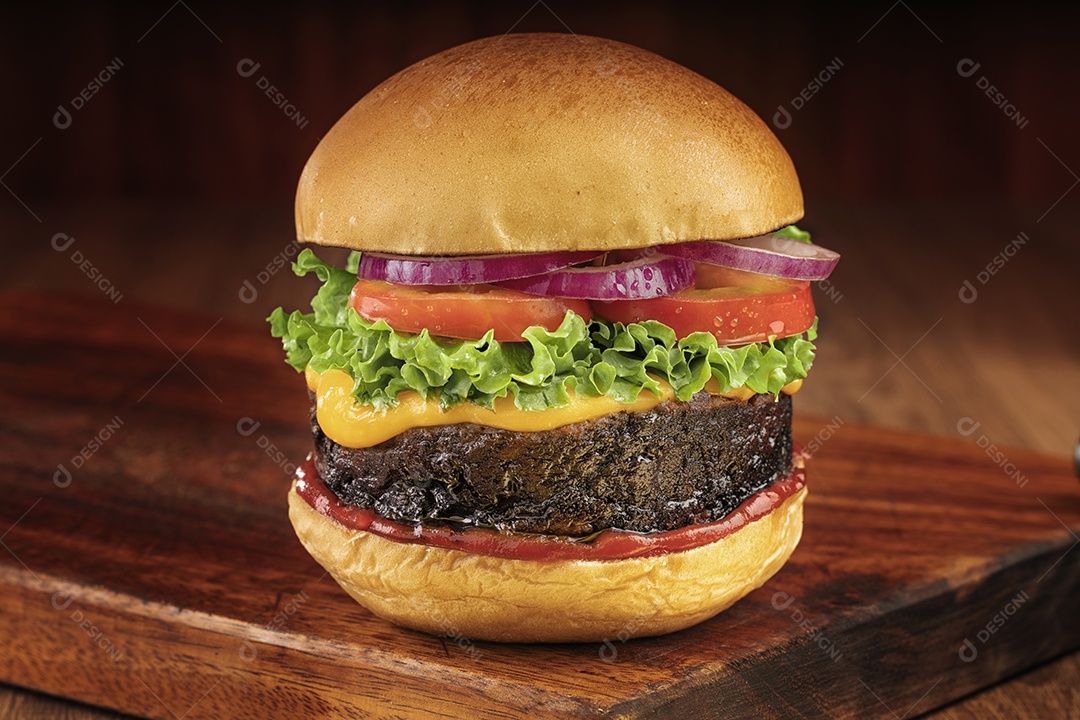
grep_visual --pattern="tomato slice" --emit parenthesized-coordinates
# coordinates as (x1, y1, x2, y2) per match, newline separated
(349, 279, 594, 342)
(592, 264, 815, 344)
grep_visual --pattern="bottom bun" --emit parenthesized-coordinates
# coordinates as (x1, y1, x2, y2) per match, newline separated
(288, 482, 806, 643)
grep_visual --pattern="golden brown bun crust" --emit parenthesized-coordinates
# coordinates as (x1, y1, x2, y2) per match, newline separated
(288, 482, 805, 643)
(296, 33, 803, 255)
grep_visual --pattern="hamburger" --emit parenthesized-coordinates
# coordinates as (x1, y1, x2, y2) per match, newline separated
(269, 33, 839, 643)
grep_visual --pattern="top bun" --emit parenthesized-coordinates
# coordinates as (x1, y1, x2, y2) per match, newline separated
(296, 33, 803, 255)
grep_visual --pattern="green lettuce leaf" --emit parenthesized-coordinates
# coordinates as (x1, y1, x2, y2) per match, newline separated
(269, 249, 818, 411)
(771, 224, 812, 243)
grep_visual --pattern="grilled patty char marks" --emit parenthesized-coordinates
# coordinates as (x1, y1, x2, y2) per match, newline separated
(313, 392, 792, 536)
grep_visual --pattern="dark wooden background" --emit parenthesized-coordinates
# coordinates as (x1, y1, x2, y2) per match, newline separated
(1, 2, 1078, 718)
(1, 2, 1078, 207)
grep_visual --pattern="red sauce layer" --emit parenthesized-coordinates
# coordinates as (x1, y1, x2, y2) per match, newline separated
(295, 458, 806, 562)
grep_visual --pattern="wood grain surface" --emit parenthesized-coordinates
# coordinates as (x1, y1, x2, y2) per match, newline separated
(0, 290, 1078, 719)
(1, 201, 1078, 718)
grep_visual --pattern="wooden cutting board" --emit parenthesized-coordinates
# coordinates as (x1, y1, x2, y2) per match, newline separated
(1, 292, 1077, 719)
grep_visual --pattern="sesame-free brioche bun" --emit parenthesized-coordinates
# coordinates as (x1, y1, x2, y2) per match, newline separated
(295, 33, 803, 256)
(288, 482, 806, 643)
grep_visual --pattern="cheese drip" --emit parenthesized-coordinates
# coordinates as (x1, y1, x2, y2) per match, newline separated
(306, 366, 801, 448)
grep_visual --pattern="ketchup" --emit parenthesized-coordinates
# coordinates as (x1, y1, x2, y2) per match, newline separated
(295, 458, 805, 562)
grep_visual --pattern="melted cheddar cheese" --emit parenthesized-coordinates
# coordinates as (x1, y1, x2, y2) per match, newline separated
(306, 366, 801, 448)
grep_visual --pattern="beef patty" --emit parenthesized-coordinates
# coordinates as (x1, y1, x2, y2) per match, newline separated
(313, 391, 792, 536)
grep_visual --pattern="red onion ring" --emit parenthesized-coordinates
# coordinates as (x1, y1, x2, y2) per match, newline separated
(357, 250, 603, 285)
(662, 234, 839, 281)
(496, 255, 695, 300)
